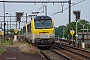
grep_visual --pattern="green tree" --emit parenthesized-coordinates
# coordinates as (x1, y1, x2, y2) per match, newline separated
(55, 27, 58, 36)
(10, 29, 14, 34)
(55, 19, 90, 40)
(64, 19, 90, 40)
(55, 25, 66, 38)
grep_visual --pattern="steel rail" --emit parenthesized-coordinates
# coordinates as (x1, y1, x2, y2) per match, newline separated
(51, 49, 73, 60)
(40, 50, 51, 60)
(55, 43, 90, 59)
(40, 49, 73, 60)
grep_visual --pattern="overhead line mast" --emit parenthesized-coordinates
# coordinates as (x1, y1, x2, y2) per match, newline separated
(3, 0, 5, 43)
(68, 0, 71, 45)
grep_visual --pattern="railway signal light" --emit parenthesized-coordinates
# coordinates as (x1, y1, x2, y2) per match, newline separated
(16, 12, 24, 21)
(73, 11, 81, 20)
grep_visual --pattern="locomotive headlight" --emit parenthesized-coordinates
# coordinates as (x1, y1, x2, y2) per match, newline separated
(35, 34, 40, 38)
(49, 34, 54, 38)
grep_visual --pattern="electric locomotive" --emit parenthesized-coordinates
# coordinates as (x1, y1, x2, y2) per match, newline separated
(23, 16, 55, 47)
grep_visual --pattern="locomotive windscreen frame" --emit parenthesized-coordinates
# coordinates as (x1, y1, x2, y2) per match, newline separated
(34, 16, 52, 29)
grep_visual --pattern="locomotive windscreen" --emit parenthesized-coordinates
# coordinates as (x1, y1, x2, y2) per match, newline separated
(34, 20, 52, 29)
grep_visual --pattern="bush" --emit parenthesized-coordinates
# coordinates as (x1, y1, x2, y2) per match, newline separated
(6, 37, 9, 41)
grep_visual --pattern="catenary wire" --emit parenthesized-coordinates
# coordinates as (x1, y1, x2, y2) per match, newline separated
(51, 0, 85, 16)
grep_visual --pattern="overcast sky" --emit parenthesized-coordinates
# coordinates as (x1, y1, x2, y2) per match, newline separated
(0, 0, 90, 29)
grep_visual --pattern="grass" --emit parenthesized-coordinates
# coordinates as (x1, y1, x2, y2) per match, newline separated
(0, 39, 13, 54)
(0, 37, 13, 54)
(0, 47, 5, 55)
(5, 40, 13, 45)
(0, 39, 13, 45)
(86, 48, 90, 51)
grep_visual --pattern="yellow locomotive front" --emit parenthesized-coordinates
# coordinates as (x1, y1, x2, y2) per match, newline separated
(31, 16, 55, 47)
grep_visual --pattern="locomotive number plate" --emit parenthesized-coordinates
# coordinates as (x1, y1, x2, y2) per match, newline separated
(40, 34, 49, 38)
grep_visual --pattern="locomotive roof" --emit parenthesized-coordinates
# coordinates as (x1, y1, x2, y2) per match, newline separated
(34, 16, 51, 20)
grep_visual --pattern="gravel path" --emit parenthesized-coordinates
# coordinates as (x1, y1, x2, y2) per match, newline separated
(0, 47, 46, 60)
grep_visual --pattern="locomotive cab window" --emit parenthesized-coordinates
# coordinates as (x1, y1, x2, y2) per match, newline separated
(34, 20, 52, 29)
(35, 21, 43, 28)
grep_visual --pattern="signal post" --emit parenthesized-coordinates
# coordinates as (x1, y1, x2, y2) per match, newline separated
(1, 31, 4, 43)
(13, 29, 18, 42)
(73, 10, 81, 48)
(70, 30, 75, 46)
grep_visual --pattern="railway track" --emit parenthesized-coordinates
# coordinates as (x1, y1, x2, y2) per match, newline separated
(18, 36, 90, 60)
(54, 43, 90, 60)
(40, 49, 72, 60)
(62, 44, 90, 58)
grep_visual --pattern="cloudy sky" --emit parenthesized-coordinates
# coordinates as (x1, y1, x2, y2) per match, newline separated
(0, 0, 90, 29)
